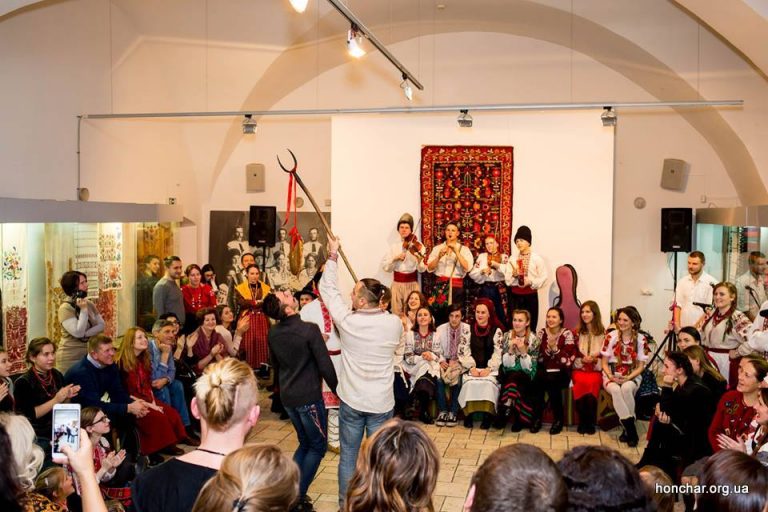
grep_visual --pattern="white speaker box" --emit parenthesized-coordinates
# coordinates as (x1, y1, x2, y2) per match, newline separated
(660, 158, 689, 191)
(246, 163, 266, 192)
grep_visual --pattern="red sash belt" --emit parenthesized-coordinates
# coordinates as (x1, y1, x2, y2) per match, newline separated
(393, 271, 418, 283)
(510, 285, 536, 295)
(705, 347, 734, 354)
(327, 349, 341, 356)
(437, 276, 464, 288)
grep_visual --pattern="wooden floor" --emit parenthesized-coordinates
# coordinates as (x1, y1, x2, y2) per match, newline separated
(241, 395, 650, 512)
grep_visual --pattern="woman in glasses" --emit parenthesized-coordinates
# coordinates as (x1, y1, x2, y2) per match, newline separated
(78, 406, 131, 504)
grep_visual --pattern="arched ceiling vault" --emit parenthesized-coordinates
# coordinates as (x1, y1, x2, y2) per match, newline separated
(209, 1, 767, 204)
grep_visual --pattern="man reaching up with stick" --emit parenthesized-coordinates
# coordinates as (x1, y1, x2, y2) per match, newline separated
(319, 237, 403, 509)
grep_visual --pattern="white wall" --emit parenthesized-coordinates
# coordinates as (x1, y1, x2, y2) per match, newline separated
(331, 112, 614, 330)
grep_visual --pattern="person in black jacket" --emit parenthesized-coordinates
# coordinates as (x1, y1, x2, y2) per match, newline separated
(637, 351, 716, 481)
(263, 290, 338, 512)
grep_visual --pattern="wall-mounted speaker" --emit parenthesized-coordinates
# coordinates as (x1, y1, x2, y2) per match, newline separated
(660, 158, 689, 191)
(660, 207, 692, 253)
(249, 206, 277, 247)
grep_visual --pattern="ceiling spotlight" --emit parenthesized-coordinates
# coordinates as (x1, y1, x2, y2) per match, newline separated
(242, 114, 257, 135)
(400, 75, 413, 101)
(289, 0, 309, 13)
(457, 109, 473, 128)
(347, 25, 366, 58)
(601, 106, 617, 127)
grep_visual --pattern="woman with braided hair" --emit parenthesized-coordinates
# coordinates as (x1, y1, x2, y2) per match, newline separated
(192, 444, 298, 512)
(600, 306, 650, 447)
(698, 282, 752, 388)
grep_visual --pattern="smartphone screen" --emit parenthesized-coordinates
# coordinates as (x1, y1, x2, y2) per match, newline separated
(52, 404, 80, 457)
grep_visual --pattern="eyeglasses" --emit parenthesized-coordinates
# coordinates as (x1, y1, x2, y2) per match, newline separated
(92, 416, 111, 425)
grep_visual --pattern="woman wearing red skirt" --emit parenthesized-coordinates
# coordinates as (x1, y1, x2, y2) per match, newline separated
(233, 265, 271, 370)
(572, 301, 605, 435)
(116, 327, 187, 461)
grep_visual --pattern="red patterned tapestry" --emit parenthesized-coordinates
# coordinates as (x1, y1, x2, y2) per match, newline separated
(420, 145, 514, 318)
(420, 145, 513, 255)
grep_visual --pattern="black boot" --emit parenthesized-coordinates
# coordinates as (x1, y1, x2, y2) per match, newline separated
(575, 398, 586, 434)
(509, 408, 523, 433)
(582, 395, 597, 435)
(480, 413, 493, 430)
(493, 404, 509, 430)
(621, 417, 639, 447)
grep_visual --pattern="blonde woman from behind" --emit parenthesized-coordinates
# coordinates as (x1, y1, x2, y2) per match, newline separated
(192, 444, 299, 512)
(131, 358, 260, 512)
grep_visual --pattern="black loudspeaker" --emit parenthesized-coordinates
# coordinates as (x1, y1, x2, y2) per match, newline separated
(249, 206, 277, 247)
(660, 208, 692, 252)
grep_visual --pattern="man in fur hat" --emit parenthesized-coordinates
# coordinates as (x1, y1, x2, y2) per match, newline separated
(380, 213, 426, 315)
(506, 225, 548, 330)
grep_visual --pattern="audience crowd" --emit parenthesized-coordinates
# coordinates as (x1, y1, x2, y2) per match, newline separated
(3, 234, 768, 511)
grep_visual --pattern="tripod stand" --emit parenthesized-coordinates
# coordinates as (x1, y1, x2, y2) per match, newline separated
(646, 251, 681, 368)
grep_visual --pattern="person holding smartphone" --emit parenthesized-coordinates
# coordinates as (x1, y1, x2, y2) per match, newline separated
(56, 271, 105, 374)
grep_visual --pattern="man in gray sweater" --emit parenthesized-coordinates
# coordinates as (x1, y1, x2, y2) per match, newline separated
(153, 256, 185, 327)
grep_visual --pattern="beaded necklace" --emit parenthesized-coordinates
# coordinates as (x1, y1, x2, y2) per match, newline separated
(32, 368, 58, 398)
(474, 322, 491, 337)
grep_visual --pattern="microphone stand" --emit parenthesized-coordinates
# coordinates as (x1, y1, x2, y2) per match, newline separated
(646, 251, 680, 368)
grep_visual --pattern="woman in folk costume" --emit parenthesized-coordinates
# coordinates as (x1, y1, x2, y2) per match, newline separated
(698, 282, 752, 388)
(381, 213, 425, 316)
(506, 225, 548, 331)
(458, 298, 504, 430)
(393, 290, 428, 417)
(469, 234, 511, 329)
(600, 307, 650, 447)
(400, 307, 443, 425)
(495, 309, 540, 431)
(424, 222, 474, 326)
(233, 264, 271, 369)
(533, 307, 577, 435)
(299, 272, 342, 452)
(571, 301, 606, 435)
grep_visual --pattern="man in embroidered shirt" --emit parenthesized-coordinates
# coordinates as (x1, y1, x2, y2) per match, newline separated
(425, 222, 474, 326)
(319, 237, 402, 508)
(381, 213, 425, 316)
